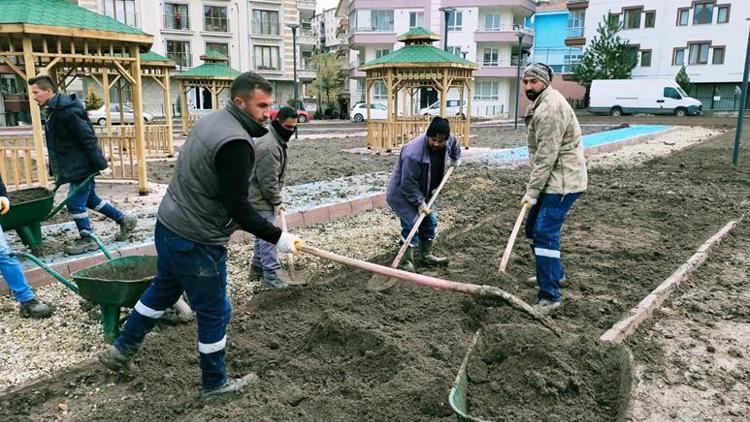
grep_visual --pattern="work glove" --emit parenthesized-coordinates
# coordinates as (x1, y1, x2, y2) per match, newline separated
(450, 158, 461, 168)
(276, 232, 303, 254)
(99, 167, 113, 177)
(273, 204, 285, 216)
(419, 202, 432, 215)
(521, 193, 537, 206)
(0, 196, 9, 215)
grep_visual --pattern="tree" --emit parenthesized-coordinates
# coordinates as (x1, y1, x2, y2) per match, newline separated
(84, 87, 103, 111)
(309, 52, 345, 114)
(675, 65, 693, 94)
(573, 14, 638, 104)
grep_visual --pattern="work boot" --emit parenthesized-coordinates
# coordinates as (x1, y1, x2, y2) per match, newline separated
(64, 236, 98, 255)
(419, 240, 448, 267)
(99, 345, 135, 373)
(115, 215, 137, 241)
(256, 269, 290, 291)
(202, 373, 260, 400)
(399, 247, 416, 272)
(527, 276, 569, 288)
(19, 298, 52, 319)
(533, 298, 561, 313)
(249, 264, 263, 281)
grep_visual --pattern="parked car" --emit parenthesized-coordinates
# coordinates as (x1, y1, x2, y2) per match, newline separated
(269, 104, 313, 123)
(419, 99, 467, 117)
(88, 104, 154, 125)
(350, 102, 388, 122)
(588, 79, 702, 117)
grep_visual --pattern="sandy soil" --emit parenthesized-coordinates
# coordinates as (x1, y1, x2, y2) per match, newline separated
(0, 128, 747, 421)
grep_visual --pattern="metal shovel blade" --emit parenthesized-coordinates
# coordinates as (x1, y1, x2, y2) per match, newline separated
(367, 273, 398, 291)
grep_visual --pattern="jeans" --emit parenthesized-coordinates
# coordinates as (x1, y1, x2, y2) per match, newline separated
(399, 208, 439, 248)
(114, 222, 231, 391)
(0, 225, 35, 303)
(66, 179, 124, 235)
(251, 210, 280, 274)
(525, 193, 582, 302)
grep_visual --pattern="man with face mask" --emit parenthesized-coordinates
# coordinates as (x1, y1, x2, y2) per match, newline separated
(521, 63, 587, 313)
(248, 106, 298, 289)
(386, 116, 461, 271)
(99, 72, 303, 399)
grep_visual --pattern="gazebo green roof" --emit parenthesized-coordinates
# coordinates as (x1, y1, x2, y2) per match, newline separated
(0, 0, 149, 37)
(174, 63, 240, 80)
(397, 27, 441, 41)
(141, 51, 172, 63)
(201, 51, 229, 62)
(361, 27, 475, 69)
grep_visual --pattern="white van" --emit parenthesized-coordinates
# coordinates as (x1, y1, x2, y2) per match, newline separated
(419, 99, 467, 117)
(588, 79, 702, 117)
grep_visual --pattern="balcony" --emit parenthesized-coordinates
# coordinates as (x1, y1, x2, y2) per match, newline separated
(349, 27, 396, 46)
(565, 27, 585, 46)
(164, 13, 190, 31)
(475, 57, 529, 78)
(298, 30, 316, 46)
(298, 0, 315, 11)
(474, 25, 534, 44)
(167, 52, 192, 68)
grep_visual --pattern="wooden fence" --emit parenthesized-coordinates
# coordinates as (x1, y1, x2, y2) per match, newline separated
(367, 117, 471, 150)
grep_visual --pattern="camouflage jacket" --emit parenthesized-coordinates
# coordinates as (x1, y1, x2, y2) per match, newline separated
(525, 86, 588, 197)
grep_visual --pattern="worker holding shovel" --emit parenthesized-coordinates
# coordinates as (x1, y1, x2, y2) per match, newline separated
(521, 63, 588, 313)
(385, 117, 460, 272)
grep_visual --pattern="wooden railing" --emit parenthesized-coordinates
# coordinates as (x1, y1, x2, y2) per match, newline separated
(0, 137, 40, 191)
(95, 124, 172, 157)
(367, 117, 471, 150)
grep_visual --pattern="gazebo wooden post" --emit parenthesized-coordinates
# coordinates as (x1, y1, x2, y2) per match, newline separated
(22, 35, 48, 187)
(163, 69, 174, 155)
(180, 81, 189, 135)
(129, 45, 148, 195)
(365, 78, 373, 147)
(386, 70, 394, 149)
(117, 78, 125, 129)
(102, 71, 113, 135)
(440, 69, 448, 117)
(466, 78, 473, 148)
(211, 81, 218, 110)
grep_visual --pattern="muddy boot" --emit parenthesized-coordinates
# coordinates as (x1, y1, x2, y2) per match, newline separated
(528, 276, 569, 288)
(249, 264, 263, 281)
(256, 269, 290, 292)
(399, 247, 416, 272)
(202, 373, 260, 400)
(99, 345, 135, 373)
(19, 299, 52, 319)
(115, 215, 137, 241)
(533, 299, 561, 313)
(65, 236, 98, 255)
(419, 240, 448, 267)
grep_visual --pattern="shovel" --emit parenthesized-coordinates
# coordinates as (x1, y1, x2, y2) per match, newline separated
(367, 166, 455, 292)
(498, 201, 531, 272)
(277, 211, 305, 285)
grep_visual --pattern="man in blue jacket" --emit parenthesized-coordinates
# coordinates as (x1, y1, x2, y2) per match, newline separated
(29, 75, 136, 255)
(385, 117, 460, 271)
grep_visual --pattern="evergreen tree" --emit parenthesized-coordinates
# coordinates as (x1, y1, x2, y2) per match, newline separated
(675, 65, 693, 94)
(309, 52, 345, 114)
(84, 88, 103, 111)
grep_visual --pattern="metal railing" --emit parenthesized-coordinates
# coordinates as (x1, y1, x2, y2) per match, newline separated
(567, 27, 584, 37)
(479, 57, 529, 67)
(164, 13, 190, 30)
(351, 25, 394, 33)
(476, 24, 534, 35)
(204, 17, 228, 32)
(167, 52, 192, 68)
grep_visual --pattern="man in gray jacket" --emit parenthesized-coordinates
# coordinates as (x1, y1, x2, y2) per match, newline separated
(249, 106, 298, 288)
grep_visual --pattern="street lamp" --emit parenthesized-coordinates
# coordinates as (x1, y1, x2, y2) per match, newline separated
(461, 50, 468, 59)
(514, 30, 525, 130)
(287, 23, 300, 139)
(733, 18, 750, 166)
(439, 7, 456, 51)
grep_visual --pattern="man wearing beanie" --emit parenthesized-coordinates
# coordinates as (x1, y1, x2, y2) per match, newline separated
(520, 63, 587, 313)
(386, 116, 461, 272)
(248, 106, 298, 289)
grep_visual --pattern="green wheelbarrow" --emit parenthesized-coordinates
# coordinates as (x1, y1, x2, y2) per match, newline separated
(0, 173, 98, 254)
(15, 233, 156, 344)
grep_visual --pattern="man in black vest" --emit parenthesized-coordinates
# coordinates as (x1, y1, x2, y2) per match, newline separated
(100, 72, 303, 399)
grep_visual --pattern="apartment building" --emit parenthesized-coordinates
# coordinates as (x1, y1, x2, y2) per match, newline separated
(341, 0, 536, 118)
(567, 0, 749, 110)
(312, 7, 343, 53)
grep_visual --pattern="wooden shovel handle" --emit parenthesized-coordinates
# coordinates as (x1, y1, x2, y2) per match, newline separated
(498, 201, 532, 272)
(278, 211, 295, 272)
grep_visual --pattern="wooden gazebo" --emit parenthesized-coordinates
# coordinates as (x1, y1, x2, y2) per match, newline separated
(173, 51, 240, 135)
(0, 0, 154, 193)
(359, 28, 477, 150)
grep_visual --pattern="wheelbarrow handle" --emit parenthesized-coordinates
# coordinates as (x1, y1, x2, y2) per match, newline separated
(13, 251, 81, 295)
(86, 232, 114, 261)
(45, 172, 100, 220)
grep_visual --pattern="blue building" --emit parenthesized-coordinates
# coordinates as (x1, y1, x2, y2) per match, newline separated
(532, 7, 583, 75)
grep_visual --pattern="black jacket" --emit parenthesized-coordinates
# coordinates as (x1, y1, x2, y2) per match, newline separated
(44, 93, 108, 185)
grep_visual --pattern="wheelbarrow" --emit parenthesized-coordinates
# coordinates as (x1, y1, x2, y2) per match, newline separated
(14, 233, 156, 343)
(0, 173, 98, 254)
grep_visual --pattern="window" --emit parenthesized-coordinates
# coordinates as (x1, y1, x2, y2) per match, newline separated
(473, 81, 499, 101)
(693, 2, 713, 25)
(484, 13, 501, 31)
(712, 46, 725, 65)
(568, 10, 585, 37)
(372, 10, 394, 32)
(688, 42, 710, 64)
(204, 6, 228, 32)
(677, 8, 689, 26)
(166, 40, 191, 67)
(205, 42, 229, 61)
(165, 3, 189, 30)
(447, 46, 462, 56)
(448, 11, 463, 31)
(103, 0, 136, 27)
(482, 48, 499, 66)
(254, 46, 280, 70)
(623, 8, 642, 29)
(664, 87, 682, 99)
(375, 49, 391, 59)
(409, 11, 424, 29)
(253, 10, 279, 35)
(373, 81, 387, 100)
(717, 5, 729, 24)
(644, 11, 655, 28)
(673, 48, 685, 65)
(640, 50, 652, 67)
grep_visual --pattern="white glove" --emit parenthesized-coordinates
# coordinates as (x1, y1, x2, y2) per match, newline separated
(450, 158, 461, 168)
(0, 196, 9, 215)
(99, 167, 113, 177)
(419, 202, 432, 215)
(276, 232, 303, 254)
(522, 193, 537, 206)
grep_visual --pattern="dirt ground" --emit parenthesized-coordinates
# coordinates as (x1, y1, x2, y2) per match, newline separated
(1, 127, 748, 420)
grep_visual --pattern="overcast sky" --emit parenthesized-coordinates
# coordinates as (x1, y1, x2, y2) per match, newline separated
(316, 0, 338, 13)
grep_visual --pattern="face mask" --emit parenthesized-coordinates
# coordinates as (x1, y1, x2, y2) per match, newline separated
(272, 119, 295, 141)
